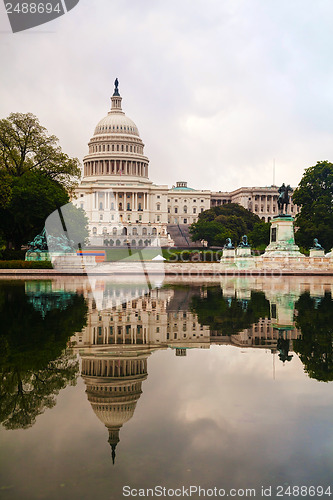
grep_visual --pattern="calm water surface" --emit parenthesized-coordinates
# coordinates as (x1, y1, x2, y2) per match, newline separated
(0, 277, 332, 500)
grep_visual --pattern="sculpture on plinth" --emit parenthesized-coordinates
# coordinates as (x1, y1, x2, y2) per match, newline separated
(236, 234, 252, 262)
(260, 182, 304, 260)
(312, 238, 323, 249)
(26, 227, 76, 261)
(224, 238, 234, 249)
(309, 238, 325, 257)
(277, 183, 293, 215)
(238, 235, 250, 248)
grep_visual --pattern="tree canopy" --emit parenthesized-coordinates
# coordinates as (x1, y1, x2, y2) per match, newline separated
(0, 171, 69, 249)
(189, 203, 270, 247)
(0, 113, 85, 250)
(292, 161, 333, 251)
(0, 112, 81, 192)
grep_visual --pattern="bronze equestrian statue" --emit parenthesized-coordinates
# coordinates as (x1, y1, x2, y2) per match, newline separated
(277, 183, 293, 215)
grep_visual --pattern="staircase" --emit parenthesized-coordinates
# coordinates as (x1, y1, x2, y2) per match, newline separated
(167, 224, 201, 247)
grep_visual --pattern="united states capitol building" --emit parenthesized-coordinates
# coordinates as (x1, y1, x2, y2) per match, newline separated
(74, 80, 300, 247)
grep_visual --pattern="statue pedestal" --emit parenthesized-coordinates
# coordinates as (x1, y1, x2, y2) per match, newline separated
(236, 247, 252, 257)
(25, 251, 50, 261)
(261, 215, 304, 258)
(222, 248, 236, 258)
(310, 248, 325, 258)
(50, 252, 96, 272)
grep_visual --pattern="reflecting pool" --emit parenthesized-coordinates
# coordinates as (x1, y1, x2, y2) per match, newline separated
(0, 277, 332, 499)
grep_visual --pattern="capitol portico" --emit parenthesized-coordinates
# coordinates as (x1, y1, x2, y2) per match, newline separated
(74, 80, 300, 247)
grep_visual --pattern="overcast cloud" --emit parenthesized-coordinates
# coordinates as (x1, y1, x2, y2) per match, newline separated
(1, 0, 333, 191)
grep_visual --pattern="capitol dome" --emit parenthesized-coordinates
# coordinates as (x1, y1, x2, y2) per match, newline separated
(94, 112, 139, 137)
(82, 79, 149, 180)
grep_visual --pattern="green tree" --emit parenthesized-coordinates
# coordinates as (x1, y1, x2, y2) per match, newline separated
(293, 292, 333, 382)
(248, 222, 271, 250)
(292, 161, 333, 251)
(0, 112, 81, 192)
(190, 203, 269, 247)
(189, 220, 222, 246)
(0, 171, 69, 249)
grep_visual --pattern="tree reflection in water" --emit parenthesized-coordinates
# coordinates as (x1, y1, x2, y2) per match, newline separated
(190, 286, 270, 335)
(294, 292, 333, 382)
(0, 281, 87, 429)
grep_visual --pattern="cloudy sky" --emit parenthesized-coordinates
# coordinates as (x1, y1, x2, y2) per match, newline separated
(1, 0, 333, 191)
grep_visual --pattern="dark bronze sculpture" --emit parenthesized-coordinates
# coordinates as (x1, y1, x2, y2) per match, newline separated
(27, 227, 75, 255)
(238, 235, 250, 247)
(27, 228, 48, 253)
(224, 238, 234, 249)
(113, 78, 120, 96)
(277, 183, 293, 215)
(312, 238, 323, 249)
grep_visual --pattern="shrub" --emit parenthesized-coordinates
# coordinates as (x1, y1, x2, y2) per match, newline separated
(0, 260, 53, 269)
(0, 249, 26, 260)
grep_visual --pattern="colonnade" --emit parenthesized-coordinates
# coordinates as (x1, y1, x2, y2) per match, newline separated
(82, 357, 147, 378)
(94, 191, 150, 211)
(84, 159, 148, 177)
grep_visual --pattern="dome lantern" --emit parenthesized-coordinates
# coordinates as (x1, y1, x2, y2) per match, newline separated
(110, 77, 123, 113)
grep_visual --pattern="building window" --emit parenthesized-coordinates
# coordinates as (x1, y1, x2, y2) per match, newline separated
(99, 214, 103, 220)
(184, 218, 187, 224)
(175, 207, 178, 214)
(157, 215, 160, 221)
(184, 205, 187, 213)
(157, 204, 160, 210)
(99, 202, 103, 210)
(193, 207, 196, 214)
(93, 227, 97, 235)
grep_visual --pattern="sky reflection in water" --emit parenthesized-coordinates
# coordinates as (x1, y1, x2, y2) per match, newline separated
(0, 277, 332, 500)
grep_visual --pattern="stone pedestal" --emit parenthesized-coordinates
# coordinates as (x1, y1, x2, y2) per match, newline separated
(222, 248, 236, 258)
(25, 251, 50, 261)
(262, 215, 304, 258)
(310, 248, 325, 258)
(50, 252, 96, 272)
(236, 247, 252, 258)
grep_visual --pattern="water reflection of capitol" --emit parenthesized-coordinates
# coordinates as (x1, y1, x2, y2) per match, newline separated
(71, 281, 307, 463)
